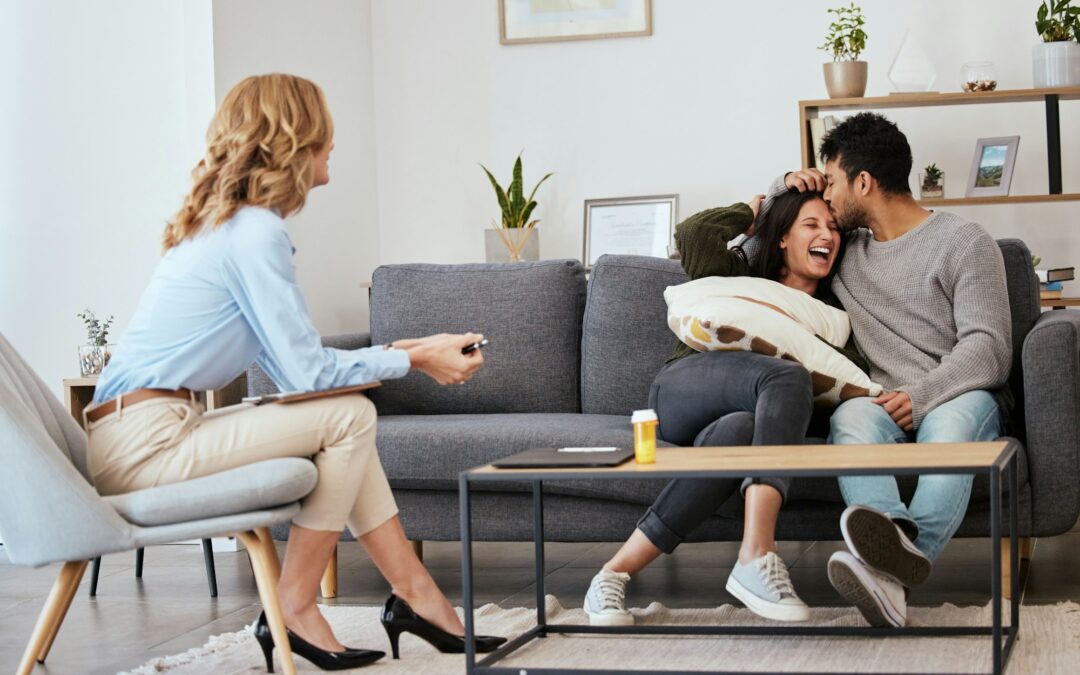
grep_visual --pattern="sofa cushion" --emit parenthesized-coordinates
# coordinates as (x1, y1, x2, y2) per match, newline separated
(997, 239, 1040, 439)
(369, 260, 586, 415)
(581, 255, 688, 415)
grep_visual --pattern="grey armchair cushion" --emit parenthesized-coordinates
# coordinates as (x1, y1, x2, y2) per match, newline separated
(581, 255, 688, 415)
(997, 239, 1040, 438)
(368, 260, 587, 415)
(105, 458, 317, 527)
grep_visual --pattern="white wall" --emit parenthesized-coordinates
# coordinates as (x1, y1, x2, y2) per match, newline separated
(211, 0, 381, 337)
(369, 0, 1078, 271)
(0, 0, 216, 397)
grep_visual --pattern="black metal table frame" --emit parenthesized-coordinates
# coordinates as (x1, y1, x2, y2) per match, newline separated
(459, 440, 1020, 675)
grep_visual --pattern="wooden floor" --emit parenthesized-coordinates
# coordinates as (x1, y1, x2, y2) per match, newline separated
(2, 530, 1078, 675)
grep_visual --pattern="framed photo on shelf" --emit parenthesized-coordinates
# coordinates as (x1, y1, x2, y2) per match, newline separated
(499, 0, 652, 45)
(966, 136, 1020, 198)
(583, 194, 678, 267)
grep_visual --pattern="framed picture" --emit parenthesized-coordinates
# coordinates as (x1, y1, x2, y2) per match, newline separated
(583, 194, 678, 267)
(499, 0, 652, 45)
(966, 136, 1020, 198)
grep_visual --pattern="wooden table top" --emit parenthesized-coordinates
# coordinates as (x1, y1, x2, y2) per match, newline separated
(466, 440, 1016, 481)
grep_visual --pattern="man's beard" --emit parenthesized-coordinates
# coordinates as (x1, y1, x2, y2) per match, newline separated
(833, 197, 870, 233)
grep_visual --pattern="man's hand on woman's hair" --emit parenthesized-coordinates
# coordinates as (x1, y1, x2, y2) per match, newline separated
(785, 168, 827, 193)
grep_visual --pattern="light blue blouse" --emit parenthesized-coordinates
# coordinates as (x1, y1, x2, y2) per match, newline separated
(93, 207, 409, 404)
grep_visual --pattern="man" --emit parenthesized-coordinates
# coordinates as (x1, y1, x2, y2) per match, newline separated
(777, 112, 1012, 627)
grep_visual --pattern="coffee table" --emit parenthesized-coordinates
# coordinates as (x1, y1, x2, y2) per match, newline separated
(458, 440, 1020, 674)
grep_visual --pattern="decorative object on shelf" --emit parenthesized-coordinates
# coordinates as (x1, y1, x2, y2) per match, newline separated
(920, 163, 945, 199)
(887, 31, 936, 92)
(481, 153, 553, 263)
(819, 2, 869, 98)
(76, 309, 114, 377)
(966, 136, 1020, 198)
(960, 61, 998, 92)
(498, 0, 651, 45)
(583, 194, 677, 267)
(1033, 0, 1080, 87)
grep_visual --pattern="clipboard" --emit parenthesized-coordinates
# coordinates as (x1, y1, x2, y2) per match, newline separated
(242, 381, 381, 406)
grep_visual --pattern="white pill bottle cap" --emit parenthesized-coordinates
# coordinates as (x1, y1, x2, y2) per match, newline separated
(631, 409, 658, 424)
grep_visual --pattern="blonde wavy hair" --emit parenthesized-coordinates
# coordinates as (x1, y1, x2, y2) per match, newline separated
(163, 73, 334, 251)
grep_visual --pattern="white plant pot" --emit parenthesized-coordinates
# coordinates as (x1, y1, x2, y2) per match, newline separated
(1032, 41, 1080, 88)
(484, 228, 539, 262)
(823, 61, 868, 99)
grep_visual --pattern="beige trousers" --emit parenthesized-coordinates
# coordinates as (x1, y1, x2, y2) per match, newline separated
(85, 393, 397, 536)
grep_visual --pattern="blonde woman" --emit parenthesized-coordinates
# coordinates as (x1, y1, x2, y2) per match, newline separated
(85, 74, 505, 671)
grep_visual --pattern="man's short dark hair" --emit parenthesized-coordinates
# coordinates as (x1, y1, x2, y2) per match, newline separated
(819, 112, 912, 195)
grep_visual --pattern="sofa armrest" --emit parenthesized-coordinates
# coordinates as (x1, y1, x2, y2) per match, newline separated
(1021, 310, 1080, 535)
(246, 332, 373, 397)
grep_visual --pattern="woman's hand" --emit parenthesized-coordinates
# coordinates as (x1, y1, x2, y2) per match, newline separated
(784, 168, 826, 193)
(401, 332, 485, 385)
(745, 193, 766, 237)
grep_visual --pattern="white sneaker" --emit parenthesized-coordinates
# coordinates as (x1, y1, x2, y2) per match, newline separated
(827, 551, 907, 628)
(583, 569, 633, 626)
(840, 504, 932, 587)
(725, 552, 810, 622)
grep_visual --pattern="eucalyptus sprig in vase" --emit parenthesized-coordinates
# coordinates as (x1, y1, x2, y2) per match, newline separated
(480, 153, 553, 262)
(77, 309, 115, 377)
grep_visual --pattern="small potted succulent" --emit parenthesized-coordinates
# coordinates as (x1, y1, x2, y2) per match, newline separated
(77, 309, 115, 377)
(1034, 0, 1080, 87)
(919, 163, 945, 199)
(480, 153, 553, 262)
(819, 2, 869, 98)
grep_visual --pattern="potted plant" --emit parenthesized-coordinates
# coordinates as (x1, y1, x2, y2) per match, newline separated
(919, 163, 945, 199)
(1034, 0, 1080, 87)
(480, 153, 553, 262)
(77, 309, 115, 377)
(819, 2, 869, 99)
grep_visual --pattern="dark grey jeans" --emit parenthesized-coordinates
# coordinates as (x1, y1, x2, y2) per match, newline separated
(637, 351, 815, 553)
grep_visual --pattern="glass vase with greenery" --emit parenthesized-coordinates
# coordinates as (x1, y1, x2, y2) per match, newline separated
(77, 309, 115, 377)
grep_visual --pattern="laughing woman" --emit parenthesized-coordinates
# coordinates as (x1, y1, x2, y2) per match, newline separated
(583, 189, 868, 626)
(85, 74, 504, 671)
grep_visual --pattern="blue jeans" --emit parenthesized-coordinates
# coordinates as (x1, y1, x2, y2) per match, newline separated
(830, 390, 1002, 562)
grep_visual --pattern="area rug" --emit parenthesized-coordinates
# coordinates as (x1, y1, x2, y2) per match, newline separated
(121, 597, 1080, 674)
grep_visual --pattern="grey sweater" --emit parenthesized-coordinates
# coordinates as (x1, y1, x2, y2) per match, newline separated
(833, 211, 1012, 428)
(757, 177, 1012, 428)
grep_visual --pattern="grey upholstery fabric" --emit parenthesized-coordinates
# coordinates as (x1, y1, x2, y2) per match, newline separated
(1021, 310, 1080, 535)
(247, 333, 372, 397)
(105, 458, 316, 526)
(369, 260, 586, 415)
(581, 255, 688, 415)
(0, 334, 314, 567)
(997, 239, 1041, 438)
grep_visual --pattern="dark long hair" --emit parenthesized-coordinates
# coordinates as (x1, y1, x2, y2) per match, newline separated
(740, 189, 844, 301)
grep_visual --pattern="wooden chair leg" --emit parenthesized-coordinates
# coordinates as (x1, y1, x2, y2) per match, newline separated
(201, 539, 218, 598)
(88, 557, 101, 597)
(1000, 537, 1034, 601)
(410, 539, 423, 562)
(320, 544, 338, 599)
(18, 560, 88, 675)
(239, 529, 296, 675)
(1019, 537, 1035, 560)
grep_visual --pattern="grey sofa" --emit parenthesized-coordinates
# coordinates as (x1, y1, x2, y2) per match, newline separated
(249, 243, 1080, 546)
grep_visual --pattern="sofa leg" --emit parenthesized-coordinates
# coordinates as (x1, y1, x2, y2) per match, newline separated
(18, 560, 88, 675)
(410, 540, 423, 562)
(1000, 537, 1034, 601)
(320, 545, 338, 599)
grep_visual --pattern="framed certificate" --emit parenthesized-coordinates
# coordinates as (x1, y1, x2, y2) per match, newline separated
(583, 194, 678, 267)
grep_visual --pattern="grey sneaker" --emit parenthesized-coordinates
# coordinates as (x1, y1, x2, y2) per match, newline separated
(840, 505, 932, 587)
(725, 552, 810, 622)
(828, 550, 907, 628)
(584, 569, 633, 626)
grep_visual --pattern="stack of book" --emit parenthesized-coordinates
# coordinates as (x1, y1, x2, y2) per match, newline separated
(1037, 267, 1074, 300)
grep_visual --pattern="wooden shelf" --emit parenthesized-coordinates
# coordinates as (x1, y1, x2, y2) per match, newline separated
(918, 193, 1080, 207)
(1042, 297, 1080, 309)
(800, 86, 1080, 112)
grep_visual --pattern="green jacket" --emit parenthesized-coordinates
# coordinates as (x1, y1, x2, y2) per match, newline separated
(668, 202, 869, 374)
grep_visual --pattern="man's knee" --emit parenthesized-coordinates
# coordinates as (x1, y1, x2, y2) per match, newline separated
(917, 390, 1000, 443)
(830, 397, 901, 444)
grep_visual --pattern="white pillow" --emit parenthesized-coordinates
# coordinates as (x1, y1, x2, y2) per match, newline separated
(664, 276, 882, 406)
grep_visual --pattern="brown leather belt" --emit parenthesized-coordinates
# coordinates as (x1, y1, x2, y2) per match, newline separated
(86, 388, 192, 423)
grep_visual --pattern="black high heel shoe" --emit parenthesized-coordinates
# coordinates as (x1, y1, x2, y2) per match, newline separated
(379, 593, 507, 659)
(253, 611, 385, 672)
